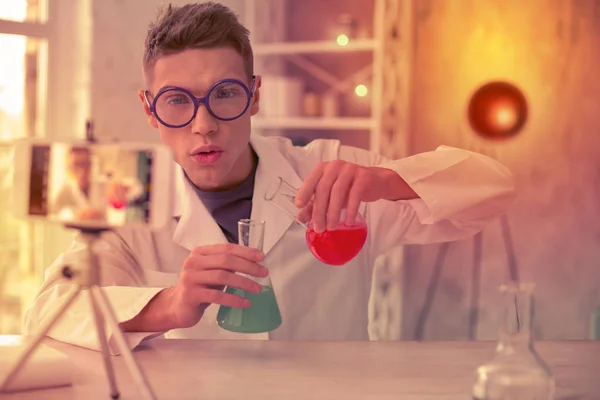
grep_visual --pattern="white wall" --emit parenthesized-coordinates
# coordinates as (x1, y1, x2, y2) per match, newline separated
(47, 0, 92, 142)
(41, 0, 93, 270)
(401, 0, 600, 341)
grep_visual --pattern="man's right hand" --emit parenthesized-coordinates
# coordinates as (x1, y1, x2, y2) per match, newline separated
(121, 243, 267, 332)
(166, 243, 267, 328)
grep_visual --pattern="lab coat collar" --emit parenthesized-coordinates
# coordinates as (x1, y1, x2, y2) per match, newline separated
(172, 134, 303, 254)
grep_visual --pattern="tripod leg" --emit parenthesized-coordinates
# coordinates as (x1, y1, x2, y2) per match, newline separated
(89, 288, 120, 399)
(0, 284, 82, 392)
(91, 286, 157, 400)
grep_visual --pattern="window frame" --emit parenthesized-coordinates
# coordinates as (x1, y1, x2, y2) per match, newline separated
(0, 0, 90, 333)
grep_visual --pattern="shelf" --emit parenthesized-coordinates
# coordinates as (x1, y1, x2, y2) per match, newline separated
(254, 40, 376, 55)
(252, 117, 375, 130)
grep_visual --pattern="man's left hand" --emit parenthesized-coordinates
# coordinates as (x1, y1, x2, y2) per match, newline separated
(294, 161, 417, 233)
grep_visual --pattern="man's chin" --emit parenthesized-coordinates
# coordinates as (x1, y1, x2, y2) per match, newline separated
(185, 168, 225, 191)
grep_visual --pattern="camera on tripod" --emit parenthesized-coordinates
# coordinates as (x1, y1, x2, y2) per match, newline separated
(0, 137, 174, 399)
(12, 138, 174, 231)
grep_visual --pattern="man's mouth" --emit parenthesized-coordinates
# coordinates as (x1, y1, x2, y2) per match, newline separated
(191, 145, 224, 164)
(191, 145, 223, 154)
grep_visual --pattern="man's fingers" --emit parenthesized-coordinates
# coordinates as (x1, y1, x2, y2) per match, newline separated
(311, 168, 339, 233)
(183, 253, 268, 278)
(192, 269, 263, 294)
(297, 202, 313, 224)
(327, 168, 354, 230)
(345, 179, 366, 226)
(191, 243, 264, 261)
(194, 287, 250, 309)
(294, 163, 325, 208)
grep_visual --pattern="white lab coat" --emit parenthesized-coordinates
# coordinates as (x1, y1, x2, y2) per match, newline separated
(23, 134, 515, 354)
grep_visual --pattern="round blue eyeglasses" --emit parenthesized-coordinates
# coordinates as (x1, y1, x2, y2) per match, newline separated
(144, 76, 256, 128)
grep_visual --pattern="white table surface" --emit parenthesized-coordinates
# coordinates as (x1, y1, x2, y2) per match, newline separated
(2, 339, 599, 399)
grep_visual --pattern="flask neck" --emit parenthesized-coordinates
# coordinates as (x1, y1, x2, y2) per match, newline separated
(496, 282, 535, 353)
(497, 331, 533, 354)
(263, 177, 308, 230)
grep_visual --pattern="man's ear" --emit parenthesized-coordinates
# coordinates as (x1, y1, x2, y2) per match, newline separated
(138, 90, 158, 128)
(249, 75, 261, 116)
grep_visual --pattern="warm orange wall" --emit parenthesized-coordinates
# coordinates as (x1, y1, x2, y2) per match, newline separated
(403, 0, 600, 340)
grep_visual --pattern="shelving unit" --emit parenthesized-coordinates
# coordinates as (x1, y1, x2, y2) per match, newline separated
(253, 39, 376, 55)
(244, 0, 413, 159)
(252, 116, 376, 130)
(243, 0, 415, 340)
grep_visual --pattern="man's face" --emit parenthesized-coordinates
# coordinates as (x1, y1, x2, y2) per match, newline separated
(140, 47, 261, 191)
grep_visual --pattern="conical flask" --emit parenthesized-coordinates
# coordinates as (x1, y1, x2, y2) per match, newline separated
(216, 219, 282, 333)
(264, 177, 368, 266)
(472, 282, 555, 400)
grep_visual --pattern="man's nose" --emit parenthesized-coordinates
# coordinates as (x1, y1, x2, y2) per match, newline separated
(190, 104, 218, 136)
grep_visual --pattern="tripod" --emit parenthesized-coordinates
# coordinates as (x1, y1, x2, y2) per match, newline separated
(0, 228, 158, 399)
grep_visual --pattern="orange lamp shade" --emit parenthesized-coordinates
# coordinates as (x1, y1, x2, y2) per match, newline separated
(467, 81, 528, 140)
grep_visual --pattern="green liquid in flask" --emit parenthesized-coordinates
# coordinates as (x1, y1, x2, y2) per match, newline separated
(216, 285, 282, 333)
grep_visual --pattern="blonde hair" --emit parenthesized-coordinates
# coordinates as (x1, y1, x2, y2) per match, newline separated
(143, 2, 253, 83)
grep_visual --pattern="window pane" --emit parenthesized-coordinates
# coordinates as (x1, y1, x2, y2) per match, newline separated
(0, 34, 47, 139)
(0, 0, 48, 24)
(0, 33, 47, 334)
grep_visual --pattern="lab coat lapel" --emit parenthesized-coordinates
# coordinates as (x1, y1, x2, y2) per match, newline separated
(171, 136, 303, 254)
(171, 166, 227, 252)
(250, 135, 303, 255)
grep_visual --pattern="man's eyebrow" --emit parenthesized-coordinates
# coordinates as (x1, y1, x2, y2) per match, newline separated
(156, 85, 182, 93)
(154, 78, 244, 95)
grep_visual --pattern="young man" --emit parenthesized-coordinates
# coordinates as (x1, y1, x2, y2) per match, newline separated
(24, 2, 515, 352)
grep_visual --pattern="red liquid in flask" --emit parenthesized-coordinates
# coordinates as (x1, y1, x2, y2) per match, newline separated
(305, 223, 368, 266)
(109, 199, 127, 209)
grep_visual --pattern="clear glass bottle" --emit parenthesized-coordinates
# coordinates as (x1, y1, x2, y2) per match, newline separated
(590, 305, 600, 340)
(472, 282, 555, 400)
(216, 219, 282, 333)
